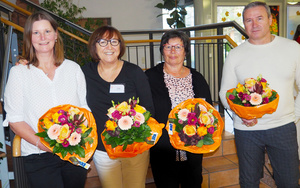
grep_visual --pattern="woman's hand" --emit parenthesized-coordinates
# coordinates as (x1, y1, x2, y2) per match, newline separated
(15, 59, 28, 66)
(241, 118, 257, 127)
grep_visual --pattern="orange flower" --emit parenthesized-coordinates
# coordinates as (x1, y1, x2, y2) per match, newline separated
(183, 125, 196, 136)
(197, 126, 208, 137)
(106, 120, 117, 131)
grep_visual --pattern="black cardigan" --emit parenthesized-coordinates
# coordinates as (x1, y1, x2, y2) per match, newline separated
(145, 62, 212, 153)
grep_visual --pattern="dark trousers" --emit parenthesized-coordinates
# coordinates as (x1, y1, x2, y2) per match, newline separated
(23, 152, 87, 188)
(150, 149, 203, 188)
(234, 122, 299, 188)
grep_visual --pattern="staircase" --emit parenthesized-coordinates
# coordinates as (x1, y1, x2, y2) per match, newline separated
(202, 131, 239, 187)
(84, 129, 281, 188)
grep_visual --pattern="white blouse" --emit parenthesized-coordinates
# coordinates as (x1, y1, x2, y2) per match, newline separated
(4, 59, 89, 156)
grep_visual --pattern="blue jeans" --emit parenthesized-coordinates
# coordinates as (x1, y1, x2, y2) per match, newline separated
(234, 122, 299, 188)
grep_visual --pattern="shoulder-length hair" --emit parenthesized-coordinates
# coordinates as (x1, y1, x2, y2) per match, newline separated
(88, 25, 125, 62)
(159, 30, 190, 57)
(21, 11, 64, 67)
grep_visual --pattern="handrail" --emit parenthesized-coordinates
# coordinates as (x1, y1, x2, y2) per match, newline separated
(1, 0, 246, 47)
(0, 0, 31, 15)
(0, 17, 24, 32)
(19, 0, 92, 36)
(0, 0, 89, 44)
(120, 21, 248, 39)
(125, 35, 237, 48)
(1, 17, 237, 48)
(0, 17, 88, 44)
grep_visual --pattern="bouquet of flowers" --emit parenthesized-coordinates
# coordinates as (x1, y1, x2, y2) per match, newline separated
(36, 104, 97, 168)
(226, 74, 279, 120)
(101, 98, 164, 159)
(166, 98, 224, 154)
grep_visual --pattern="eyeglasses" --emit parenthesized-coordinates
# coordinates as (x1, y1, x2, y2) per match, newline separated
(163, 44, 184, 51)
(97, 39, 120, 47)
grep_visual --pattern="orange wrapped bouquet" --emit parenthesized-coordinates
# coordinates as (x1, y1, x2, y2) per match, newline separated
(36, 104, 97, 167)
(226, 75, 279, 120)
(101, 98, 164, 159)
(166, 98, 224, 154)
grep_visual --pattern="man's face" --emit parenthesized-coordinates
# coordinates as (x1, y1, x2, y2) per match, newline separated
(243, 6, 272, 45)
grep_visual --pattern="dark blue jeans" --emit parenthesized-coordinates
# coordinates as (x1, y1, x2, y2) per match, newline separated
(23, 152, 87, 188)
(234, 122, 299, 188)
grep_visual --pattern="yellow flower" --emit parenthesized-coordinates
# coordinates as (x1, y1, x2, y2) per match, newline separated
(183, 125, 196, 137)
(244, 78, 256, 89)
(116, 102, 131, 113)
(134, 105, 146, 114)
(236, 83, 244, 93)
(200, 112, 214, 125)
(107, 107, 116, 118)
(68, 107, 81, 119)
(263, 87, 272, 98)
(186, 104, 195, 111)
(52, 112, 61, 124)
(261, 82, 267, 90)
(197, 126, 208, 137)
(106, 120, 118, 131)
(80, 124, 89, 133)
(69, 107, 80, 114)
(58, 124, 71, 140)
(43, 118, 53, 129)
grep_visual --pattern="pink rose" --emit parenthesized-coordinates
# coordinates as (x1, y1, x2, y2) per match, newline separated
(47, 124, 61, 140)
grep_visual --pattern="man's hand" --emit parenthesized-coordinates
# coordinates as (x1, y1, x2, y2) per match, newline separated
(241, 118, 258, 127)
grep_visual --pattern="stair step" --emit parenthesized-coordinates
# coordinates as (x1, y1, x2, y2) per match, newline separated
(202, 154, 239, 187)
(204, 131, 236, 158)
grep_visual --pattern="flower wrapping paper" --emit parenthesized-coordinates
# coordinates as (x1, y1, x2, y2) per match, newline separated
(226, 88, 279, 120)
(38, 104, 98, 163)
(101, 117, 164, 159)
(166, 98, 224, 154)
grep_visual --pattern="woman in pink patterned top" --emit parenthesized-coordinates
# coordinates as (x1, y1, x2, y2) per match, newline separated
(145, 30, 212, 188)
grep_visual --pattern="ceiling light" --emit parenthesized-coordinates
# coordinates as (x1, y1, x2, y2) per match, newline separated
(287, 1, 298, 5)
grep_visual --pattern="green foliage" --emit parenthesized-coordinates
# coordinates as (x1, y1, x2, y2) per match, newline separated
(104, 123, 152, 151)
(155, 0, 187, 28)
(35, 127, 93, 158)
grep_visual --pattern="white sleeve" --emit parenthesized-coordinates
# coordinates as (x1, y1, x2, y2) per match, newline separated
(4, 67, 24, 125)
(219, 53, 239, 111)
(294, 46, 300, 122)
(75, 65, 90, 111)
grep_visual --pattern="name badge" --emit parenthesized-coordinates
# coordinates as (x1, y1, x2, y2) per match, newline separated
(109, 84, 125, 93)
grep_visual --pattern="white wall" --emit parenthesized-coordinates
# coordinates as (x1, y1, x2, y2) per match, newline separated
(75, 0, 163, 31)
(6, 0, 163, 31)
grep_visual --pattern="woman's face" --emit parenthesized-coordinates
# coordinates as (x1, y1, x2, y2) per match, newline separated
(96, 33, 120, 64)
(163, 37, 186, 66)
(31, 20, 57, 55)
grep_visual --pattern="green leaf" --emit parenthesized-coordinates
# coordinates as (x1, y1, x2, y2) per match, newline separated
(84, 137, 94, 144)
(82, 127, 92, 138)
(122, 143, 128, 151)
(203, 135, 214, 145)
(75, 146, 85, 158)
(155, 3, 164, 9)
(35, 132, 47, 138)
(196, 139, 204, 148)
(144, 111, 151, 122)
(61, 149, 68, 158)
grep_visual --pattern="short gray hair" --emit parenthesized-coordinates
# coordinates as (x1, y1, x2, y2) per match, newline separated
(242, 1, 271, 21)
